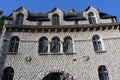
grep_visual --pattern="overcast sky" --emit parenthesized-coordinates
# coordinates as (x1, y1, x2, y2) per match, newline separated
(0, 0, 120, 21)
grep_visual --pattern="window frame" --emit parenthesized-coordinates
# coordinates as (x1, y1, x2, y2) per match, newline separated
(52, 14, 60, 25)
(63, 37, 73, 53)
(16, 13, 24, 25)
(92, 35, 104, 52)
(98, 65, 109, 80)
(38, 37, 48, 53)
(50, 37, 60, 53)
(88, 12, 96, 24)
(8, 36, 20, 53)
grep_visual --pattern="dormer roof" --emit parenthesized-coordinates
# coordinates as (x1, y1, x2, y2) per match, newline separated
(7, 6, 116, 21)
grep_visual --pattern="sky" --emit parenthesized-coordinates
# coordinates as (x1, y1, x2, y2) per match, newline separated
(0, 0, 120, 21)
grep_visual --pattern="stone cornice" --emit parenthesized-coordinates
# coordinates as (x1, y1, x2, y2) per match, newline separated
(5, 23, 120, 32)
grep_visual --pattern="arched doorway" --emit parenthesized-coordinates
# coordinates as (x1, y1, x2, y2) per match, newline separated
(42, 72, 69, 80)
(2, 67, 14, 80)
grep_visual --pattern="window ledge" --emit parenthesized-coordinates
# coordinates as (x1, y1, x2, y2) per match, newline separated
(38, 52, 76, 55)
(7, 52, 18, 54)
(64, 52, 76, 55)
(95, 50, 107, 53)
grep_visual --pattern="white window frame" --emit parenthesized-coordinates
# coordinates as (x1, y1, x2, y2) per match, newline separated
(92, 35, 105, 52)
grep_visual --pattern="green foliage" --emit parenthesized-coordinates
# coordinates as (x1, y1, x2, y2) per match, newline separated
(0, 10, 3, 15)
(0, 16, 6, 33)
(0, 10, 7, 33)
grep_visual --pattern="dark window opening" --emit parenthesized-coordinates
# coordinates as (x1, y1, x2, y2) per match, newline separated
(2, 67, 14, 80)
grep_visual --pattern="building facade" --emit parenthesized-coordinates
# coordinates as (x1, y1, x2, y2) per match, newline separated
(0, 6, 120, 80)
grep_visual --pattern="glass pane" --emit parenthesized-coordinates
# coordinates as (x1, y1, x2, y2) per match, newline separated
(39, 38, 48, 53)
(51, 42, 60, 53)
(93, 41, 98, 51)
(14, 42, 19, 52)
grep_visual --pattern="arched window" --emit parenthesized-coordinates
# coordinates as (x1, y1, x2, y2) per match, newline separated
(63, 37, 73, 53)
(98, 65, 109, 80)
(16, 13, 24, 25)
(38, 37, 48, 53)
(52, 14, 60, 25)
(51, 37, 60, 53)
(92, 35, 103, 51)
(2, 67, 14, 80)
(88, 12, 96, 24)
(8, 36, 19, 53)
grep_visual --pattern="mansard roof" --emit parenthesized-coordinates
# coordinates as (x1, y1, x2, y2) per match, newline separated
(99, 12, 116, 19)
(7, 6, 116, 21)
(27, 12, 49, 21)
(64, 12, 86, 20)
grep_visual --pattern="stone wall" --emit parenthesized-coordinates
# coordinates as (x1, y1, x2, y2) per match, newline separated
(1, 27, 120, 80)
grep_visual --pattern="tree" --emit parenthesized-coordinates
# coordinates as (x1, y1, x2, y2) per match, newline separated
(0, 10, 3, 15)
(0, 10, 7, 33)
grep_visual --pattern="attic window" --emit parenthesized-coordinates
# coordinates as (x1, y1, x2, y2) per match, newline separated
(88, 12, 96, 24)
(52, 14, 60, 25)
(16, 13, 24, 25)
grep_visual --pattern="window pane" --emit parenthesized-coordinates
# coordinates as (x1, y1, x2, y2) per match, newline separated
(98, 66, 109, 80)
(16, 13, 24, 25)
(63, 37, 73, 53)
(92, 35, 103, 51)
(93, 41, 98, 51)
(52, 14, 59, 25)
(39, 37, 48, 53)
(8, 37, 19, 53)
(88, 12, 96, 24)
(51, 37, 60, 53)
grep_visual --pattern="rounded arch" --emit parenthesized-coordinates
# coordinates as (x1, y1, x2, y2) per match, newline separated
(35, 69, 75, 80)
(16, 13, 24, 17)
(51, 37, 60, 53)
(51, 37, 60, 41)
(98, 65, 107, 71)
(39, 36, 48, 41)
(42, 72, 62, 80)
(92, 35, 100, 40)
(64, 36, 72, 41)
(52, 14, 59, 17)
(88, 12, 96, 24)
(92, 35, 104, 51)
(98, 65, 109, 80)
(88, 12, 94, 16)
(10, 36, 20, 41)
(63, 36, 73, 53)
(3, 67, 14, 80)
(9, 36, 20, 53)
(38, 36, 48, 53)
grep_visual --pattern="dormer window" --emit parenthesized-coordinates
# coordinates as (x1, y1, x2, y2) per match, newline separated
(16, 13, 24, 25)
(52, 14, 60, 25)
(88, 12, 96, 24)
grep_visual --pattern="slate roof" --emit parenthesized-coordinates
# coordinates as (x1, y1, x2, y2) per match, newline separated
(27, 12, 49, 21)
(27, 11, 116, 21)
(64, 12, 86, 21)
(99, 12, 116, 19)
(7, 7, 116, 21)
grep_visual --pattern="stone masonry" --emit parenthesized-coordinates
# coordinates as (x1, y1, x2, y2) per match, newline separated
(0, 6, 120, 80)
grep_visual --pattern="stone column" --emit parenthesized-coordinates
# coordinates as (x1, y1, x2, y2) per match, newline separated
(60, 42, 63, 53)
(48, 42, 51, 53)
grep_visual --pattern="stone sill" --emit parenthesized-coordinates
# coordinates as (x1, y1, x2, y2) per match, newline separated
(38, 52, 76, 55)
(95, 50, 107, 53)
(7, 52, 18, 54)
